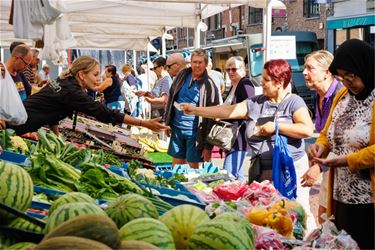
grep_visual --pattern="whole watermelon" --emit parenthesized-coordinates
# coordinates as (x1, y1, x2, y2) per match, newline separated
(159, 204, 209, 249)
(49, 192, 96, 215)
(188, 213, 253, 250)
(119, 218, 175, 250)
(0, 161, 33, 222)
(45, 202, 107, 233)
(105, 194, 158, 228)
(215, 212, 255, 247)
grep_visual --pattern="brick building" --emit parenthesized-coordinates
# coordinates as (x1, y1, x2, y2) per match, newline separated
(167, 0, 331, 50)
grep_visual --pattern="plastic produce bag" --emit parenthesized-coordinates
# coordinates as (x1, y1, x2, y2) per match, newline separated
(0, 67, 28, 125)
(213, 181, 247, 201)
(272, 122, 297, 199)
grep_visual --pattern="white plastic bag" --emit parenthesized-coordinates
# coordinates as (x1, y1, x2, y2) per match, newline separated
(0, 67, 28, 125)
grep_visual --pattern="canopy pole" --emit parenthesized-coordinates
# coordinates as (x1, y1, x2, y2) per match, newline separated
(124, 50, 127, 64)
(194, 3, 201, 48)
(133, 50, 137, 70)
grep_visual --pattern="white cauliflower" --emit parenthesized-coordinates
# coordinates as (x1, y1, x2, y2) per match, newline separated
(10, 136, 29, 154)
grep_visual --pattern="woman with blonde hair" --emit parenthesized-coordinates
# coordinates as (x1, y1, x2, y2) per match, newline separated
(221, 56, 255, 182)
(301, 50, 343, 224)
(7, 56, 168, 135)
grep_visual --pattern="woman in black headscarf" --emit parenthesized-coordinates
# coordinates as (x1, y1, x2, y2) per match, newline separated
(307, 39, 374, 249)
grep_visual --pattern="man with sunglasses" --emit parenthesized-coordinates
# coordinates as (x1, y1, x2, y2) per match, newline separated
(4, 44, 33, 100)
(166, 53, 186, 78)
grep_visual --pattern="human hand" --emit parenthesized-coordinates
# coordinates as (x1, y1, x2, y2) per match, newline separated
(179, 103, 195, 115)
(0, 119, 6, 129)
(301, 164, 321, 187)
(307, 143, 325, 162)
(166, 128, 171, 137)
(143, 117, 170, 132)
(313, 156, 347, 168)
(258, 121, 275, 137)
(135, 91, 145, 97)
(202, 148, 212, 162)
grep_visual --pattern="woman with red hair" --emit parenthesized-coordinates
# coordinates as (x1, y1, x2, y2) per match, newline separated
(181, 59, 316, 231)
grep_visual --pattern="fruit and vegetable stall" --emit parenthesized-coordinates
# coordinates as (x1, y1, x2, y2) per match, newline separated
(0, 118, 359, 249)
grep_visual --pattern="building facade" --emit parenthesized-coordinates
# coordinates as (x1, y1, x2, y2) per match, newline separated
(167, 0, 331, 51)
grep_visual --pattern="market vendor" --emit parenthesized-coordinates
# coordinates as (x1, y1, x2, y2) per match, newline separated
(2, 56, 169, 135)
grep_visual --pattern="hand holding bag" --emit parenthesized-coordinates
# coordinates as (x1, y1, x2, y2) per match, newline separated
(207, 120, 238, 151)
(0, 67, 28, 125)
(272, 121, 297, 199)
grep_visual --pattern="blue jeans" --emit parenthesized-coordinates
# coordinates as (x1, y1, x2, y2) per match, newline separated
(223, 150, 247, 182)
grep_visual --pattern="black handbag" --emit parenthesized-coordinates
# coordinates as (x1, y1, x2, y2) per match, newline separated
(248, 141, 264, 183)
(207, 120, 238, 151)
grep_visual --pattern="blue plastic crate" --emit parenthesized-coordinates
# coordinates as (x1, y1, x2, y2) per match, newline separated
(139, 182, 204, 206)
(33, 186, 107, 207)
(0, 150, 31, 166)
(156, 193, 205, 210)
(31, 200, 51, 211)
(26, 211, 47, 219)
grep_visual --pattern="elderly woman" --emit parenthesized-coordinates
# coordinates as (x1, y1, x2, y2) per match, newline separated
(6, 56, 168, 135)
(300, 50, 343, 224)
(308, 39, 374, 249)
(221, 56, 255, 182)
(181, 59, 315, 231)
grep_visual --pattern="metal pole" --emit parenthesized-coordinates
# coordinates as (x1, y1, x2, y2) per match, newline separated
(133, 50, 136, 70)
(262, 5, 268, 64)
(265, 0, 273, 62)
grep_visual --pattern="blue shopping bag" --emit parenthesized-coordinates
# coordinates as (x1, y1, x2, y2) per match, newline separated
(272, 122, 297, 199)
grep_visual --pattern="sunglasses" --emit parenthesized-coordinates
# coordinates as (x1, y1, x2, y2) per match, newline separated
(166, 62, 176, 69)
(150, 65, 161, 71)
(17, 56, 31, 66)
(225, 68, 239, 73)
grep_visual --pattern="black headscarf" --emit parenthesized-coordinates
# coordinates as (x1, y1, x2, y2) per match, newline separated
(329, 39, 375, 100)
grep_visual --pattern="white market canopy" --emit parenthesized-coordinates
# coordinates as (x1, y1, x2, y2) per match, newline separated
(0, 0, 269, 51)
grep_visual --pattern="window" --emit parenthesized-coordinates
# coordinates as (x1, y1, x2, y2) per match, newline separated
(303, 0, 320, 18)
(214, 13, 222, 30)
(248, 7, 262, 25)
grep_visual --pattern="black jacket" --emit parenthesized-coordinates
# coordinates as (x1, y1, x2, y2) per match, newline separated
(164, 67, 220, 150)
(9, 76, 124, 135)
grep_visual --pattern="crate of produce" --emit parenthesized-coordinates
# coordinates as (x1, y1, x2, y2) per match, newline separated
(0, 150, 31, 166)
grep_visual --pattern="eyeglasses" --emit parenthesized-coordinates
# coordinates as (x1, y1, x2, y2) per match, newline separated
(166, 63, 176, 69)
(225, 68, 239, 73)
(17, 56, 31, 66)
(333, 73, 355, 82)
(150, 65, 161, 71)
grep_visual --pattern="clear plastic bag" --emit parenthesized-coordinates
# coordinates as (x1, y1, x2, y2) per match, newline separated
(0, 67, 28, 125)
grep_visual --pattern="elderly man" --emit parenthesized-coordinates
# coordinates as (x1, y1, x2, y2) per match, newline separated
(39, 64, 51, 83)
(164, 48, 220, 168)
(166, 53, 186, 78)
(5, 44, 33, 100)
(23, 49, 42, 91)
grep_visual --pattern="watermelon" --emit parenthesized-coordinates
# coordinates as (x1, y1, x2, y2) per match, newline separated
(49, 192, 96, 215)
(159, 204, 209, 249)
(0, 161, 33, 222)
(7, 242, 37, 250)
(119, 218, 175, 250)
(45, 202, 107, 233)
(214, 212, 255, 247)
(105, 194, 158, 228)
(119, 240, 160, 250)
(187, 214, 253, 250)
(8, 218, 43, 233)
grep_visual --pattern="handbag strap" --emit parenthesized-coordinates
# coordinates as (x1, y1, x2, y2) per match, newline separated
(253, 93, 290, 157)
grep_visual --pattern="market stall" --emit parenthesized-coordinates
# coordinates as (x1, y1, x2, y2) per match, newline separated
(0, 124, 359, 249)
